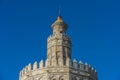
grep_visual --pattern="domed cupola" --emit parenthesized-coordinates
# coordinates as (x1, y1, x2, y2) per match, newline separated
(51, 15, 68, 35)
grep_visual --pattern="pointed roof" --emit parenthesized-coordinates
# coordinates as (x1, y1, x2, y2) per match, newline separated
(55, 15, 63, 22)
(51, 15, 68, 30)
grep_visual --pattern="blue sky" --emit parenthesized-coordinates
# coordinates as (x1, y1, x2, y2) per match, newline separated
(0, 0, 120, 80)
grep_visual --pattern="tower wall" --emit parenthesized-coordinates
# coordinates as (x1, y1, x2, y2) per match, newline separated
(20, 60, 97, 80)
(47, 16, 72, 67)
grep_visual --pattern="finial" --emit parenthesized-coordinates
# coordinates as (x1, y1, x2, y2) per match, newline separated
(58, 2, 62, 17)
(55, 4, 63, 22)
(56, 15, 63, 22)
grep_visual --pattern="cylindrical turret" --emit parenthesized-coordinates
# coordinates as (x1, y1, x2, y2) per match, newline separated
(51, 16, 68, 35)
(47, 15, 72, 67)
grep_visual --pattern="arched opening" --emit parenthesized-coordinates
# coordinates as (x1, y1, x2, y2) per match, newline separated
(59, 76, 64, 80)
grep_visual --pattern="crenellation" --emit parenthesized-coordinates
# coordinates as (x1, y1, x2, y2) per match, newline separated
(23, 68, 25, 76)
(69, 60, 97, 77)
(93, 69, 96, 76)
(79, 61, 84, 70)
(89, 66, 92, 74)
(95, 70, 98, 78)
(45, 59, 48, 67)
(85, 62, 89, 72)
(92, 67, 94, 74)
(28, 63, 32, 71)
(95, 69, 97, 73)
(21, 69, 23, 77)
(33, 61, 38, 70)
(91, 67, 96, 76)
(73, 59, 78, 68)
(20, 60, 97, 80)
(21, 66, 28, 77)
(79, 61, 83, 64)
(24, 66, 27, 74)
(95, 70, 98, 76)
(40, 60, 44, 68)
(47, 34, 71, 43)
(92, 67, 94, 70)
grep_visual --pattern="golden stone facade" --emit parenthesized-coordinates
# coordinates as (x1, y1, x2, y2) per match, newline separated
(19, 16, 98, 80)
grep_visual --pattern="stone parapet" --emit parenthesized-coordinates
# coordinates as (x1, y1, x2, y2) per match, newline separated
(20, 60, 46, 78)
(19, 59, 97, 80)
(47, 34, 71, 43)
(70, 59, 97, 79)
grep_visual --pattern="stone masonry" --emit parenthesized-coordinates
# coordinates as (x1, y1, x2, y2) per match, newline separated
(19, 15, 98, 80)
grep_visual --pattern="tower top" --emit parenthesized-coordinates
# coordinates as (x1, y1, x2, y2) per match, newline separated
(51, 15, 68, 30)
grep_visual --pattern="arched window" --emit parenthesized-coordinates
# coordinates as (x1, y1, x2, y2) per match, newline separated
(59, 76, 64, 80)
(51, 76, 56, 80)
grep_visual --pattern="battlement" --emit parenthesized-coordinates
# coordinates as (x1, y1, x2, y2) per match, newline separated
(69, 59, 97, 77)
(20, 59, 97, 79)
(20, 60, 46, 78)
(19, 15, 98, 80)
(47, 34, 71, 42)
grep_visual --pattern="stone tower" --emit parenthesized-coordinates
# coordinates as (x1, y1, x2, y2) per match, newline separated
(19, 15, 98, 80)
(47, 15, 71, 67)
